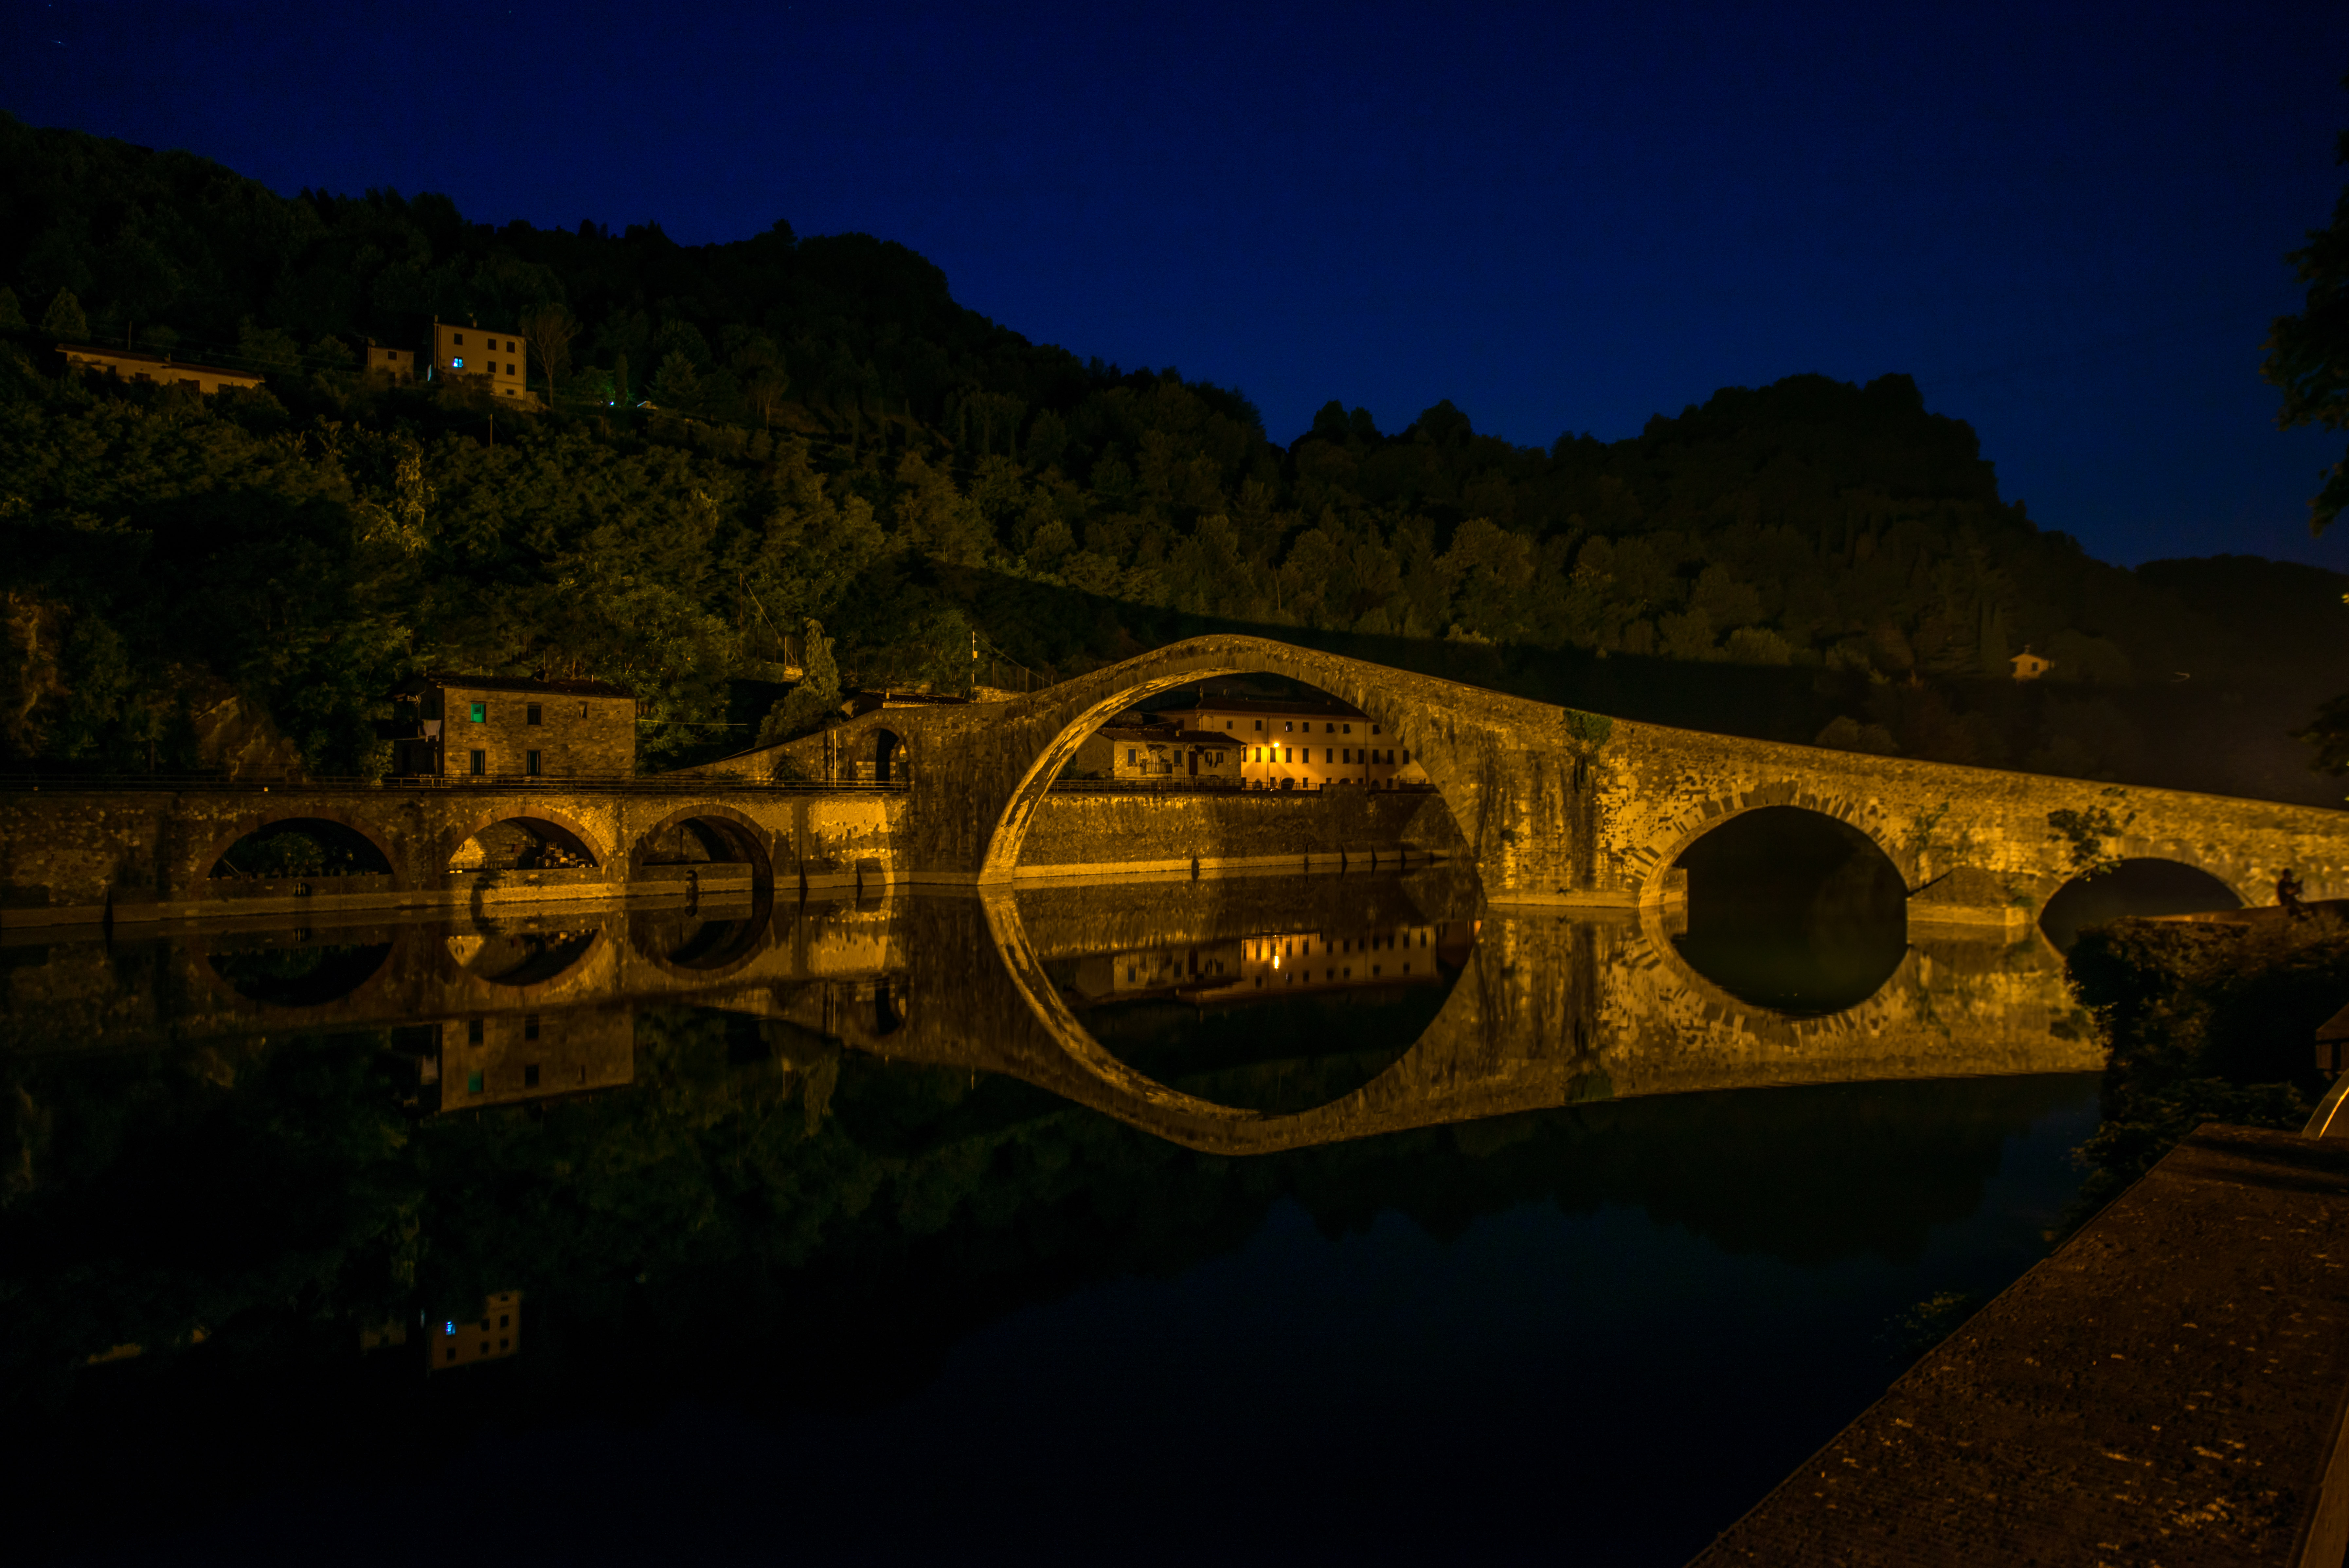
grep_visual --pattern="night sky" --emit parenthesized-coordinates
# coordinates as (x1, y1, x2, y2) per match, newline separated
(5, 0, 2344, 568)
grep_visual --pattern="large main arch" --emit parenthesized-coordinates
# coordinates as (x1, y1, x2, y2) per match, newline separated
(969, 635, 1544, 887)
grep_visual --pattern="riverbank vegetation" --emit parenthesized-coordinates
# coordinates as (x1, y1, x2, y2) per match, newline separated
(2065, 913, 2349, 1217)
(2, 112, 2345, 796)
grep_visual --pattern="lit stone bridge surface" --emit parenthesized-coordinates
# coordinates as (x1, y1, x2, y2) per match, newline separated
(3, 878, 2101, 1157)
(7, 632, 2349, 930)
(708, 633, 2349, 925)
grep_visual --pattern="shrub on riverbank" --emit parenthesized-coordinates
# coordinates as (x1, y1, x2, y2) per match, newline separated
(2065, 913, 2348, 1212)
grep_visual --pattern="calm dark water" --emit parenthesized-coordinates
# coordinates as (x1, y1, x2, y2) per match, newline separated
(0, 875, 2098, 1566)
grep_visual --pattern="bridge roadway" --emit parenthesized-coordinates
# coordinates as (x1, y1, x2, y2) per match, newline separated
(7, 633, 2349, 931)
(4, 874, 2103, 1155)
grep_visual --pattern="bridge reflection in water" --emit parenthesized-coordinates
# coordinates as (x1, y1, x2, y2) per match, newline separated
(2, 863, 2099, 1147)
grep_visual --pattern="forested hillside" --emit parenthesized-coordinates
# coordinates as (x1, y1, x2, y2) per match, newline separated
(2, 113, 2343, 801)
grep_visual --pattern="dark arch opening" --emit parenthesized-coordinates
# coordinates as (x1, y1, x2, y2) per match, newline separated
(446, 923, 599, 986)
(873, 728, 906, 784)
(207, 931, 392, 1006)
(1671, 806, 1908, 1016)
(634, 813, 771, 891)
(447, 818, 599, 873)
(209, 818, 392, 880)
(2038, 859, 2243, 952)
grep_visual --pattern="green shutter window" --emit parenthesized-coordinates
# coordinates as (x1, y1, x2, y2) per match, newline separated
(470, 701, 486, 723)
(466, 1072, 484, 1094)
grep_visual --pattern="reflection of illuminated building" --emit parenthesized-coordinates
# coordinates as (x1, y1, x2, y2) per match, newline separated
(430, 1290, 522, 1370)
(423, 1009, 634, 1111)
(1064, 922, 1477, 1007)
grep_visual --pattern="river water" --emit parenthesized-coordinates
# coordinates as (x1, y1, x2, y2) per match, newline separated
(1, 866, 2101, 1565)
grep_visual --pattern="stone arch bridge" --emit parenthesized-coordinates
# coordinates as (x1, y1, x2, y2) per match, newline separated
(5, 632, 2348, 929)
(716, 633, 2349, 929)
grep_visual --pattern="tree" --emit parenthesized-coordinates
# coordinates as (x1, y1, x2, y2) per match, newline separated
(757, 620, 839, 745)
(652, 351, 700, 407)
(41, 287, 87, 340)
(2264, 74, 2349, 533)
(519, 303, 581, 410)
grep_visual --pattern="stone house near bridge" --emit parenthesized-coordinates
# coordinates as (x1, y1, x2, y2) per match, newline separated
(387, 673, 636, 779)
(1153, 694, 1426, 791)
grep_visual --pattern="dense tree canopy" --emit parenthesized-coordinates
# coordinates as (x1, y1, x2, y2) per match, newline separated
(2, 114, 2344, 797)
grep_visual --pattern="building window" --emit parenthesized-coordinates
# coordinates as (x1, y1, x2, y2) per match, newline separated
(454, 333, 465, 345)
(1342, 723, 1351, 733)
(526, 703, 542, 726)
(1254, 720, 1264, 731)
(524, 1015, 540, 1040)
(525, 750, 541, 776)
(470, 701, 486, 723)
(1402, 749, 1411, 764)
(1372, 724, 1382, 734)
(1284, 748, 1293, 762)
(468, 1018, 484, 1044)
(523, 1064, 540, 1088)
(469, 749, 486, 775)
(1283, 721, 1293, 732)
(467, 1072, 484, 1094)
(1325, 748, 1333, 763)
(1127, 748, 1136, 766)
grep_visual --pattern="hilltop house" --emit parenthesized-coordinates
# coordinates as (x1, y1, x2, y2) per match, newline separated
(425, 320, 534, 404)
(57, 343, 263, 396)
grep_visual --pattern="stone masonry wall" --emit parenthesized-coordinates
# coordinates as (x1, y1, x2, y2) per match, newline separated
(1015, 788, 1466, 876)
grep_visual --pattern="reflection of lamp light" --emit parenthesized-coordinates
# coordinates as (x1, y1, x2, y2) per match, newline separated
(1272, 954, 1281, 969)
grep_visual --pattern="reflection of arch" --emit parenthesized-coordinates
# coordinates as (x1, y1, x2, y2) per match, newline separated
(2038, 857, 2245, 952)
(192, 808, 403, 893)
(445, 926, 600, 986)
(874, 727, 906, 784)
(871, 977, 907, 1036)
(977, 650, 1475, 885)
(195, 933, 394, 1009)
(438, 807, 608, 872)
(976, 893, 1504, 1148)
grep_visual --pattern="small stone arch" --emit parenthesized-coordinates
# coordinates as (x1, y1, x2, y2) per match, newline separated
(1633, 785, 1910, 905)
(436, 806, 611, 874)
(190, 807, 404, 895)
(629, 803, 775, 889)
(1639, 795, 1914, 1018)
(2034, 854, 2250, 952)
(975, 640, 1479, 885)
(872, 727, 908, 785)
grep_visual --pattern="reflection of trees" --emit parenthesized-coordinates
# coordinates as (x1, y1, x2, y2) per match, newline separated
(0, 1000, 2093, 1556)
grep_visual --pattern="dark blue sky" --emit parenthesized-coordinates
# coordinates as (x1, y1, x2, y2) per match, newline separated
(5, 1, 2345, 567)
